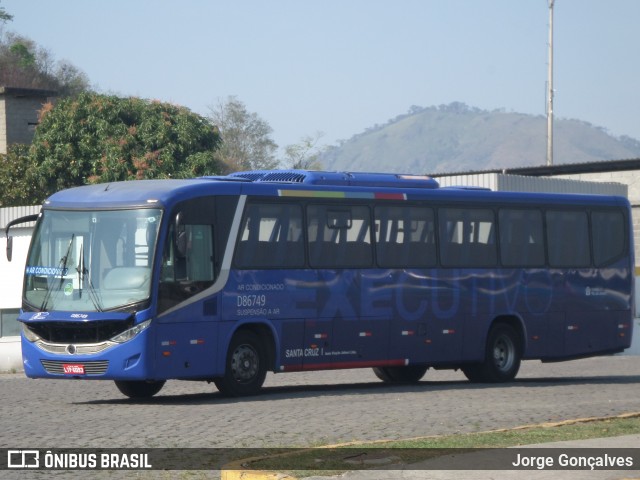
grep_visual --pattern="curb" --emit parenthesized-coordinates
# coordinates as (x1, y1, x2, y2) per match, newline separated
(221, 470, 296, 480)
(222, 451, 302, 480)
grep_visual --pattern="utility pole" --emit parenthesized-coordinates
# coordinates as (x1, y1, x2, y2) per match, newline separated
(546, 0, 555, 166)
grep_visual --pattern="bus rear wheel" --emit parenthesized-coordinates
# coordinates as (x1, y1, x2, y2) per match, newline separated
(462, 324, 521, 383)
(214, 330, 267, 397)
(115, 380, 165, 398)
(373, 365, 428, 383)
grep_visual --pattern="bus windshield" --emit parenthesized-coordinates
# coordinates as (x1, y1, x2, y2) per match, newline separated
(24, 208, 162, 312)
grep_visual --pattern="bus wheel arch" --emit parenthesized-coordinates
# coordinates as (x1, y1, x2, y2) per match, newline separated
(214, 324, 275, 397)
(462, 317, 524, 383)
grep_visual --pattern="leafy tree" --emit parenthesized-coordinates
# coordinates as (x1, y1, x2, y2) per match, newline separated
(0, 144, 40, 206)
(0, 6, 89, 95)
(283, 132, 325, 170)
(208, 96, 278, 171)
(0, 2, 12, 23)
(4, 93, 225, 204)
(9, 41, 34, 67)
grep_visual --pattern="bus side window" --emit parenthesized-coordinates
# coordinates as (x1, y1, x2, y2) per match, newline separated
(439, 208, 497, 267)
(162, 224, 214, 282)
(234, 203, 304, 268)
(499, 209, 544, 267)
(307, 205, 372, 268)
(158, 198, 216, 313)
(546, 210, 590, 267)
(375, 205, 436, 267)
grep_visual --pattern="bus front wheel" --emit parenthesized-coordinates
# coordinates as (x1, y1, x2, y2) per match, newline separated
(373, 365, 428, 383)
(115, 380, 166, 398)
(214, 330, 267, 397)
(462, 324, 521, 383)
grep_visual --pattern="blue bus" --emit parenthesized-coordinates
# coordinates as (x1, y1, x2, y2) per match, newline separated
(5, 170, 634, 398)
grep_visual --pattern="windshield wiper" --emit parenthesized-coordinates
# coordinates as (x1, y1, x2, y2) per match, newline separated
(40, 234, 75, 311)
(77, 242, 84, 299)
(76, 243, 103, 312)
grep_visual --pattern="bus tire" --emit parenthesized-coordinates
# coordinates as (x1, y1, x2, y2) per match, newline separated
(373, 365, 428, 383)
(462, 324, 521, 383)
(214, 330, 267, 397)
(114, 380, 165, 398)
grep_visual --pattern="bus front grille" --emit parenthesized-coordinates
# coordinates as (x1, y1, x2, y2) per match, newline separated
(36, 341, 115, 355)
(40, 360, 109, 375)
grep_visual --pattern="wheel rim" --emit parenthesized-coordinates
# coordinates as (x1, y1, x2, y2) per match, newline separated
(230, 344, 259, 383)
(492, 334, 515, 372)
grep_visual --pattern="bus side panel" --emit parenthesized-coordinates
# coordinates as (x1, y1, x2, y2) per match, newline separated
(224, 269, 316, 371)
(322, 270, 390, 368)
(224, 269, 397, 371)
(561, 263, 633, 357)
(154, 301, 220, 379)
(386, 269, 465, 365)
(457, 268, 559, 362)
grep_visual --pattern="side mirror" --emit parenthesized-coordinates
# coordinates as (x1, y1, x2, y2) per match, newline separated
(5, 213, 39, 262)
(6, 235, 13, 262)
(174, 212, 187, 258)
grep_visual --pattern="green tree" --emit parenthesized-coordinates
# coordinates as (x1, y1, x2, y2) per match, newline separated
(9, 41, 33, 67)
(208, 96, 278, 171)
(283, 132, 325, 170)
(0, 144, 40, 206)
(0, 2, 90, 96)
(0, 1, 12, 23)
(11, 93, 225, 204)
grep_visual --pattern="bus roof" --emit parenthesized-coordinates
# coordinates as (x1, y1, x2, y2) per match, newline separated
(42, 170, 630, 210)
(223, 170, 440, 189)
(42, 178, 242, 209)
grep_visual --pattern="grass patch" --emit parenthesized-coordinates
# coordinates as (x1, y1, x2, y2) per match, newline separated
(387, 414, 640, 448)
(237, 413, 640, 476)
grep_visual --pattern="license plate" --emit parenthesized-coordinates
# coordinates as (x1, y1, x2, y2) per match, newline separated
(63, 364, 85, 375)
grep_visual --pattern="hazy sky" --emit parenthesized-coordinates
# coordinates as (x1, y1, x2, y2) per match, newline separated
(3, 0, 639, 151)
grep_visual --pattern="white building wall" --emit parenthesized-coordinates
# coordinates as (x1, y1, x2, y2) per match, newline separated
(0, 230, 32, 309)
(434, 173, 627, 196)
(0, 206, 39, 371)
(0, 95, 7, 154)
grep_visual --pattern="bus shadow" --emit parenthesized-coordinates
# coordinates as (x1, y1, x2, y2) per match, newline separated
(77, 373, 640, 406)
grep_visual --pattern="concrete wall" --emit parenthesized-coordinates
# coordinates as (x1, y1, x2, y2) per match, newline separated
(0, 87, 53, 154)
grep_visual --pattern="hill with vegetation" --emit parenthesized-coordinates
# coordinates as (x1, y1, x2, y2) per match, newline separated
(319, 102, 640, 174)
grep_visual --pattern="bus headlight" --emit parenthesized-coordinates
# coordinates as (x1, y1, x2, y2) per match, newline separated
(22, 324, 41, 343)
(110, 319, 152, 344)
